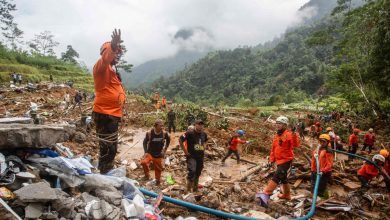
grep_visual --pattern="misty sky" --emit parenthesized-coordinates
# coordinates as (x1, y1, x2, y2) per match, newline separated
(14, 0, 309, 67)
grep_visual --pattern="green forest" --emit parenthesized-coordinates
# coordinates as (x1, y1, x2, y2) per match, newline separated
(146, 0, 389, 120)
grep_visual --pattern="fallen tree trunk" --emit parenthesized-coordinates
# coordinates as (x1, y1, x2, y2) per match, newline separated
(233, 164, 264, 182)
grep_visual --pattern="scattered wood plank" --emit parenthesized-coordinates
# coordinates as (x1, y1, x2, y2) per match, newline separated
(230, 157, 258, 165)
(232, 164, 264, 182)
(293, 179, 303, 188)
(344, 181, 360, 190)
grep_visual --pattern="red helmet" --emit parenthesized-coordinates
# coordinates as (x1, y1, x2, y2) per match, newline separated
(353, 128, 360, 133)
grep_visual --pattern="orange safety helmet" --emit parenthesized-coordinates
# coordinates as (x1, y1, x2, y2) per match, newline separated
(380, 149, 389, 158)
(319, 134, 331, 142)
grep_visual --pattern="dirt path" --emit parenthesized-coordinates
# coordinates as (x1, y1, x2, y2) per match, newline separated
(117, 126, 267, 186)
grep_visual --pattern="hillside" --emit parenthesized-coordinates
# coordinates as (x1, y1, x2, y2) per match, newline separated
(148, 21, 334, 105)
(123, 50, 207, 89)
(0, 44, 93, 91)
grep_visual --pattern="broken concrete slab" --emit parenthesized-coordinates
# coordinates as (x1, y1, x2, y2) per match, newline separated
(25, 203, 44, 219)
(0, 123, 73, 149)
(81, 192, 99, 204)
(0, 117, 32, 124)
(15, 172, 36, 179)
(14, 182, 58, 202)
(94, 187, 122, 206)
(90, 200, 104, 220)
(52, 189, 77, 219)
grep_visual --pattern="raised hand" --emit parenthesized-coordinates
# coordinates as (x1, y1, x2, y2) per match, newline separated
(111, 29, 123, 51)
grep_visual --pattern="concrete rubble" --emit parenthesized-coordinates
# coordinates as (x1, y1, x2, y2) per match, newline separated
(0, 123, 73, 149)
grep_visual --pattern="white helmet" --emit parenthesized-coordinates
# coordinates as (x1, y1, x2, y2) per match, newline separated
(187, 125, 195, 131)
(372, 154, 385, 163)
(276, 116, 289, 125)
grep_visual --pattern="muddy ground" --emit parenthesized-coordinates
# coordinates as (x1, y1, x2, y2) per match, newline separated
(0, 83, 389, 219)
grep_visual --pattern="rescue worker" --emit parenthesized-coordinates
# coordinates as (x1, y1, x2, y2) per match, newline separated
(11, 72, 17, 84)
(357, 154, 385, 188)
(181, 125, 195, 154)
(141, 119, 170, 186)
(179, 119, 208, 192)
(83, 91, 88, 102)
(258, 116, 300, 207)
(326, 127, 342, 150)
(311, 134, 334, 197)
(153, 92, 160, 104)
(155, 101, 161, 110)
(297, 120, 305, 140)
(379, 149, 390, 190)
(314, 121, 322, 137)
(161, 96, 167, 108)
(381, 149, 390, 177)
(73, 91, 83, 109)
(221, 130, 249, 165)
(167, 108, 176, 133)
(92, 29, 126, 174)
(362, 128, 376, 153)
(348, 128, 360, 160)
(17, 74, 22, 85)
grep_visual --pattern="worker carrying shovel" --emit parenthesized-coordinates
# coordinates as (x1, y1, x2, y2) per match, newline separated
(257, 116, 300, 207)
(92, 29, 126, 174)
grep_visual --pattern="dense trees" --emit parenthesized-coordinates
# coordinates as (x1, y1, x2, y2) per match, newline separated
(146, 0, 389, 120)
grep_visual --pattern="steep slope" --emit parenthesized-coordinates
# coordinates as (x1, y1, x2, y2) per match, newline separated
(143, 0, 345, 106)
(0, 44, 93, 91)
(149, 23, 332, 106)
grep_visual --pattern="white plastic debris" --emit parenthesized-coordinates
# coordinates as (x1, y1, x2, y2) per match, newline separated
(30, 102, 38, 111)
(122, 199, 138, 218)
(133, 194, 145, 218)
(0, 153, 6, 174)
(200, 176, 213, 187)
(129, 162, 137, 170)
(165, 157, 171, 166)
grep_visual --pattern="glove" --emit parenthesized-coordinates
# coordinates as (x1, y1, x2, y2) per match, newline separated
(246, 141, 251, 144)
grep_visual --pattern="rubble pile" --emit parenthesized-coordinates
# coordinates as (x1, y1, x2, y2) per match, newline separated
(0, 82, 389, 219)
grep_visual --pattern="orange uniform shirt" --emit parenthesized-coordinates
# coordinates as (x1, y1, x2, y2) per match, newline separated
(162, 98, 167, 106)
(311, 149, 334, 173)
(358, 163, 379, 181)
(349, 133, 359, 146)
(93, 43, 126, 117)
(363, 133, 375, 146)
(270, 130, 300, 165)
(229, 137, 246, 151)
